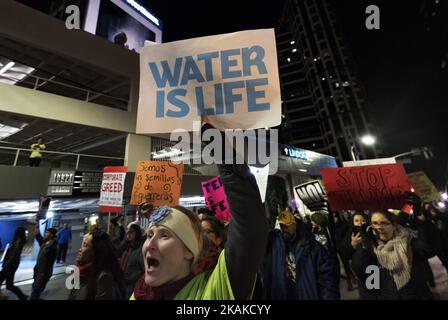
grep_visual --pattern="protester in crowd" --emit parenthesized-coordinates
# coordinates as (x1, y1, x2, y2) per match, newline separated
(118, 215, 126, 242)
(310, 212, 335, 252)
(68, 229, 125, 300)
(0, 227, 28, 300)
(333, 211, 356, 291)
(261, 208, 340, 300)
(197, 207, 215, 221)
(109, 216, 122, 249)
(412, 204, 448, 287)
(56, 223, 72, 265)
(30, 227, 58, 300)
(118, 224, 145, 299)
(427, 204, 448, 271)
(194, 215, 228, 274)
(351, 207, 435, 300)
(29, 137, 46, 167)
(338, 211, 368, 294)
(130, 162, 268, 300)
(199, 215, 227, 250)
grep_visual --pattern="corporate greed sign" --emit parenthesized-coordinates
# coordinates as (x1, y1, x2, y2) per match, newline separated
(137, 29, 281, 133)
(99, 166, 128, 213)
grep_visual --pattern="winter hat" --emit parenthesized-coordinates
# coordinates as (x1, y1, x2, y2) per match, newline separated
(278, 209, 296, 226)
(148, 206, 200, 264)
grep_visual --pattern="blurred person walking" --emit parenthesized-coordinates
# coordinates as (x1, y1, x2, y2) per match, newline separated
(0, 227, 28, 300)
(30, 227, 58, 300)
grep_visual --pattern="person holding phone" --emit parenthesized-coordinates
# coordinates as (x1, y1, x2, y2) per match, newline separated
(336, 212, 368, 292)
(351, 204, 435, 300)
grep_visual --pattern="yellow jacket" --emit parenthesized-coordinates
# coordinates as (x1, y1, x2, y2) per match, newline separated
(30, 143, 46, 158)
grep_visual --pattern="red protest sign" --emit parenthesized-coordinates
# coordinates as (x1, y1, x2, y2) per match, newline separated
(99, 166, 128, 213)
(201, 176, 231, 223)
(321, 163, 411, 211)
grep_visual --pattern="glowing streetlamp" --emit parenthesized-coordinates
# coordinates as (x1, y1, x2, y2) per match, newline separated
(361, 135, 376, 146)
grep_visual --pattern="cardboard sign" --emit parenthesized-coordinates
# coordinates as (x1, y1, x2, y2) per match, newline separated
(99, 166, 128, 213)
(250, 164, 269, 202)
(321, 164, 411, 211)
(130, 161, 184, 206)
(201, 176, 231, 222)
(137, 29, 281, 133)
(407, 171, 440, 203)
(294, 180, 327, 212)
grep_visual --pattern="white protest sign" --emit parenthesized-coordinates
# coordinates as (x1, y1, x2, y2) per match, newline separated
(343, 157, 396, 167)
(137, 29, 281, 133)
(294, 180, 328, 213)
(250, 164, 270, 202)
(99, 166, 128, 213)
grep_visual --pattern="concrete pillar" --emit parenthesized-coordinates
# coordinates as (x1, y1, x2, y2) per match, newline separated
(125, 134, 152, 172)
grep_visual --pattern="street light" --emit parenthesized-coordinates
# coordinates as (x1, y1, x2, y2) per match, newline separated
(361, 135, 376, 146)
(350, 135, 376, 161)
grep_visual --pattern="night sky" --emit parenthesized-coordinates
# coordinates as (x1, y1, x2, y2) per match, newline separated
(14, 0, 448, 190)
(144, 0, 447, 190)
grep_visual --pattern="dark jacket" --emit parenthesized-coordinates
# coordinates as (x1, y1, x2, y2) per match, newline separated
(68, 271, 124, 300)
(34, 234, 57, 282)
(2, 240, 25, 271)
(262, 221, 340, 300)
(334, 221, 353, 257)
(220, 164, 269, 300)
(119, 243, 145, 287)
(351, 225, 435, 300)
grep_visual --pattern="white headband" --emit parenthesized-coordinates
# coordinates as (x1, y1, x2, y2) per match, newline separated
(149, 207, 200, 264)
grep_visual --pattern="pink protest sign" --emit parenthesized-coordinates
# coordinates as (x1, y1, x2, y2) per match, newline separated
(201, 176, 231, 223)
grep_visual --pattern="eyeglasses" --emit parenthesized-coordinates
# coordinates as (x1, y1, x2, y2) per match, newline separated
(371, 221, 392, 227)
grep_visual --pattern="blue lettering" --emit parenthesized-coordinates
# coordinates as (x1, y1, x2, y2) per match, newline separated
(180, 56, 205, 86)
(221, 49, 242, 79)
(156, 90, 165, 118)
(242, 45, 267, 76)
(224, 81, 245, 113)
(166, 89, 189, 118)
(214, 83, 224, 115)
(195, 86, 215, 116)
(247, 78, 270, 112)
(148, 58, 182, 88)
(197, 51, 219, 81)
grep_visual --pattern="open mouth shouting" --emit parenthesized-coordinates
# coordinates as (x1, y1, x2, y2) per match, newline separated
(146, 256, 160, 273)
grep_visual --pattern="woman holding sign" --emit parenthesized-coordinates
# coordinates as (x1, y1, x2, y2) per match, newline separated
(351, 201, 435, 300)
(130, 120, 268, 300)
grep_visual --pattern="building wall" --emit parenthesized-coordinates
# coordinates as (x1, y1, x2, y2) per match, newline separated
(0, 165, 50, 200)
(277, 0, 379, 162)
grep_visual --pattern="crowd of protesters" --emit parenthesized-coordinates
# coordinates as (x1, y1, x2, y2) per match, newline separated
(1, 164, 448, 300)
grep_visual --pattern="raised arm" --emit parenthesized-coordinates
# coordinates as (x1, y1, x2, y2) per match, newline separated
(34, 228, 44, 247)
(220, 164, 269, 300)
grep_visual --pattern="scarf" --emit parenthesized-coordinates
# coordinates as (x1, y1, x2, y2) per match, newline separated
(192, 245, 220, 275)
(132, 273, 195, 300)
(373, 225, 417, 290)
(77, 262, 95, 283)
